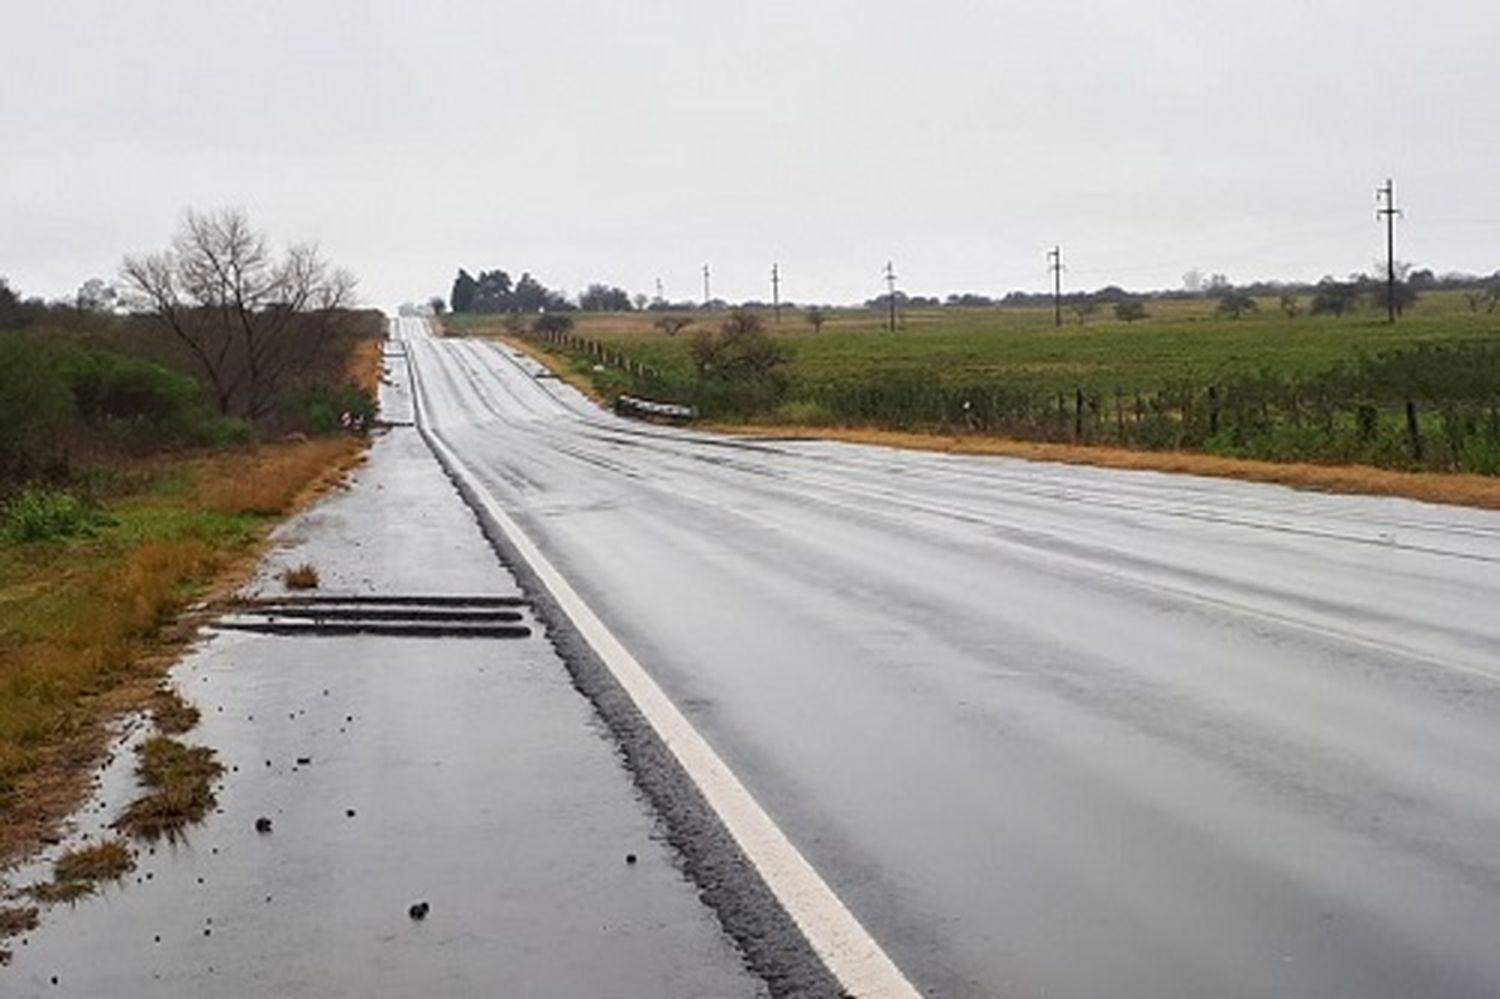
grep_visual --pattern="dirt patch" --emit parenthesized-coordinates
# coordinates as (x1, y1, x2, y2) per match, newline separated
(710, 424, 1500, 511)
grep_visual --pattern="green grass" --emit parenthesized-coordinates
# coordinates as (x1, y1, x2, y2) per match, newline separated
(452, 291, 1500, 395)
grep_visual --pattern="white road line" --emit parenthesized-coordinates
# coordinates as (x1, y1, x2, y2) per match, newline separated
(401, 318, 920, 999)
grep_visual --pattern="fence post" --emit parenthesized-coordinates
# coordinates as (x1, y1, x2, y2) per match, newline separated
(1074, 388, 1084, 441)
(1406, 400, 1423, 460)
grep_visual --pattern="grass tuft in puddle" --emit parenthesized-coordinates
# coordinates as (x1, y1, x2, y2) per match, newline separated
(150, 688, 200, 735)
(283, 562, 321, 589)
(113, 736, 223, 841)
(29, 838, 135, 904)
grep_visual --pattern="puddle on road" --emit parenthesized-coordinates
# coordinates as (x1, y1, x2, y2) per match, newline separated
(4, 622, 763, 998)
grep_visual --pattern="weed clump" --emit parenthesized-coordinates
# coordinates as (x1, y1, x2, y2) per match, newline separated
(283, 563, 320, 590)
(113, 736, 223, 841)
(150, 689, 200, 735)
(30, 839, 135, 903)
(0, 904, 38, 964)
(0, 904, 38, 936)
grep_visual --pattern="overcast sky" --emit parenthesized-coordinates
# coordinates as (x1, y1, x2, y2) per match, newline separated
(3, 0, 1497, 309)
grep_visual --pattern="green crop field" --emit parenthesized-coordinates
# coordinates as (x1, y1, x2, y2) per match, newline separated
(447, 290, 1500, 475)
(449, 290, 1500, 393)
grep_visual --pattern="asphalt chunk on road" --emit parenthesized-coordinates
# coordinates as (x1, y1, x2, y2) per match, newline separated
(5, 426, 767, 998)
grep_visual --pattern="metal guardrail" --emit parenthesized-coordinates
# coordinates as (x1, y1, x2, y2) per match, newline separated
(614, 395, 698, 423)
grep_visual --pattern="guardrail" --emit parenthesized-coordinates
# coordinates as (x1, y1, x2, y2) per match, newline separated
(614, 395, 698, 424)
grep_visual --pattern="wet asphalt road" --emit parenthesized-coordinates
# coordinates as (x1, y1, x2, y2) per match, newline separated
(4, 424, 764, 998)
(398, 317, 1500, 998)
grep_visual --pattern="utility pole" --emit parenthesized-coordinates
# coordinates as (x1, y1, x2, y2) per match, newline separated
(1376, 178, 1401, 323)
(1047, 245, 1063, 327)
(654, 277, 664, 304)
(702, 264, 711, 309)
(771, 263, 781, 324)
(884, 261, 898, 332)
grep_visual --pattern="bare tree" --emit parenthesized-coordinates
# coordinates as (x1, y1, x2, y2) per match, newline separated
(805, 307, 828, 333)
(121, 209, 356, 419)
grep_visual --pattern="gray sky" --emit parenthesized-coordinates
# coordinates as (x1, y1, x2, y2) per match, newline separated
(3, 0, 1497, 309)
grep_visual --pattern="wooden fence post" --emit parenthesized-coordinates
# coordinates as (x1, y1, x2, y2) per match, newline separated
(1406, 400, 1423, 460)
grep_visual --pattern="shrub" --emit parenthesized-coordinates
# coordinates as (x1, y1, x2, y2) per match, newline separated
(533, 312, 575, 335)
(690, 311, 792, 417)
(279, 384, 375, 434)
(0, 335, 75, 479)
(64, 350, 203, 425)
(1, 489, 92, 542)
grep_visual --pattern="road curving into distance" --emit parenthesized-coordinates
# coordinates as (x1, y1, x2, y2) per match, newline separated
(398, 316, 1500, 998)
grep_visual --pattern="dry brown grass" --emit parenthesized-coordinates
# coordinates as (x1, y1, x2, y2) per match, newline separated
(150, 688, 199, 735)
(0, 903, 38, 963)
(0, 905, 38, 936)
(30, 838, 135, 904)
(198, 437, 364, 517)
(113, 736, 223, 841)
(52, 838, 134, 884)
(283, 563, 320, 589)
(347, 335, 385, 396)
(721, 424, 1500, 510)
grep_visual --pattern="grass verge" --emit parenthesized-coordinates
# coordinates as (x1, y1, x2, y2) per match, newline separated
(0, 435, 364, 865)
(494, 333, 606, 403)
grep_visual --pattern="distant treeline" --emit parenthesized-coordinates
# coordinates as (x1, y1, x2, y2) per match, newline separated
(437, 262, 1500, 316)
(444, 266, 799, 315)
(872, 268, 1500, 314)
